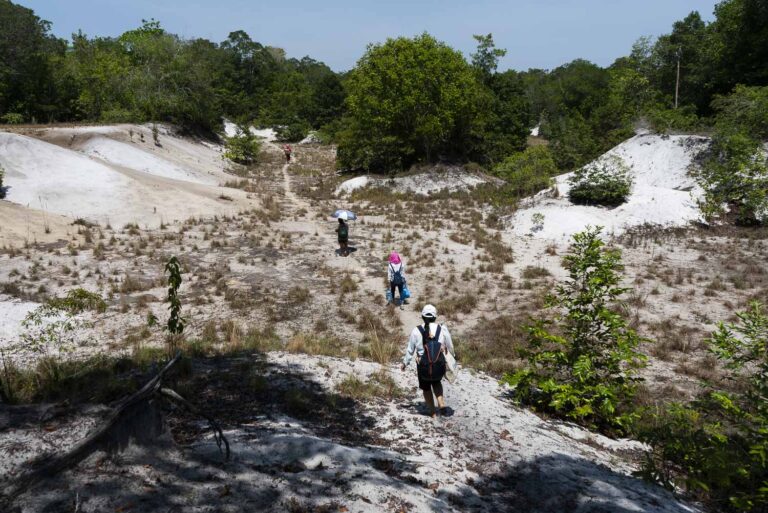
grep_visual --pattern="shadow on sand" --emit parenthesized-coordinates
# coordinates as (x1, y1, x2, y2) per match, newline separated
(335, 246, 358, 257)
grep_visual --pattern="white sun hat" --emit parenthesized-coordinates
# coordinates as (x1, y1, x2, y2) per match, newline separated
(421, 304, 437, 319)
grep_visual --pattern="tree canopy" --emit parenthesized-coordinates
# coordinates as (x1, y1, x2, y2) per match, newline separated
(337, 33, 488, 171)
(0, 3, 345, 134)
(337, 33, 529, 171)
(1, 0, 767, 174)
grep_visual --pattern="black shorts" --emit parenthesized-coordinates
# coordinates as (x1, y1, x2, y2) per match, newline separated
(417, 370, 444, 390)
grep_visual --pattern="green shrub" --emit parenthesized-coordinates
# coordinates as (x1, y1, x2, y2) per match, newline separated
(712, 85, 768, 139)
(48, 288, 107, 313)
(492, 146, 557, 197)
(568, 155, 633, 206)
(100, 108, 139, 123)
(275, 122, 310, 142)
(504, 227, 646, 433)
(635, 403, 733, 499)
(696, 131, 768, 226)
(224, 129, 261, 165)
(639, 301, 768, 511)
(1, 113, 24, 124)
(0, 165, 5, 199)
(646, 105, 700, 134)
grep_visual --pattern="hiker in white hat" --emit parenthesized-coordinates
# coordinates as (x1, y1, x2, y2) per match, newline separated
(401, 304, 455, 417)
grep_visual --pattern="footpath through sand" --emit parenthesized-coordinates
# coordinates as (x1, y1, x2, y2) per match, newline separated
(277, 148, 423, 335)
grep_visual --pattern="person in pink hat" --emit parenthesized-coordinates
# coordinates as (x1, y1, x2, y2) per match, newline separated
(387, 250, 407, 305)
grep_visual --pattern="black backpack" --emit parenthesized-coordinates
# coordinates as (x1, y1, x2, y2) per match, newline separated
(390, 264, 404, 286)
(338, 223, 348, 240)
(417, 325, 446, 382)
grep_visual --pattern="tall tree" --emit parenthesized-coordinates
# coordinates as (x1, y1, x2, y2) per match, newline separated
(0, 0, 64, 122)
(338, 33, 485, 171)
(471, 33, 506, 83)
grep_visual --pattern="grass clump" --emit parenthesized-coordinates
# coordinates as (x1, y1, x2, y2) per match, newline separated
(521, 266, 552, 280)
(0, 352, 161, 405)
(336, 370, 403, 401)
(286, 333, 351, 358)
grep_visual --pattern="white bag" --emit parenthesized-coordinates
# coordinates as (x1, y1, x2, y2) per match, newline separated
(445, 351, 458, 383)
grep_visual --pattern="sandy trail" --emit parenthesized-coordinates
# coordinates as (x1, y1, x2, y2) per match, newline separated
(278, 151, 423, 335)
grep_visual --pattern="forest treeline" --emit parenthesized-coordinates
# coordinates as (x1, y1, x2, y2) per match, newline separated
(0, 3, 345, 138)
(0, 0, 766, 171)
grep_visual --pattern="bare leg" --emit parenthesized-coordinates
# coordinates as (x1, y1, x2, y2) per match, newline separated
(432, 382, 446, 409)
(422, 389, 436, 416)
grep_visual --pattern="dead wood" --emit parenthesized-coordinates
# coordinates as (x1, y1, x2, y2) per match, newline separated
(0, 352, 228, 506)
(159, 387, 230, 459)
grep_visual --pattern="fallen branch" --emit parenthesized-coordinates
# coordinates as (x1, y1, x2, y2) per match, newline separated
(1, 353, 196, 505)
(159, 387, 230, 460)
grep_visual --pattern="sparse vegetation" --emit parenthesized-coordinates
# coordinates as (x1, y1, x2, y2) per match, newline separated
(639, 302, 768, 511)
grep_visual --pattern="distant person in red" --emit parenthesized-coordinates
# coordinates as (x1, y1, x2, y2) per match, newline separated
(283, 144, 292, 163)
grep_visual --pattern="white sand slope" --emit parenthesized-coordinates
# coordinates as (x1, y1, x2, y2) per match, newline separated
(40, 124, 233, 185)
(0, 132, 134, 223)
(336, 169, 490, 197)
(223, 120, 278, 142)
(0, 125, 255, 231)
(78, 136, 220, 185)
(0, 295, 40, 344)
(511, 133, 710, 240)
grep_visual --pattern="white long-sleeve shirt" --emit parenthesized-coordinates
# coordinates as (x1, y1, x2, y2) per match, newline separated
(402, 323, 455, 366)
(388, 262, 405, 283)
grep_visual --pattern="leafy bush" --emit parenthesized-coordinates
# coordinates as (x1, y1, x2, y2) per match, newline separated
(1, 113, 24, 124)
(712, 85, 768, 139)
(646, 105, 700, 134)
(504, 227, 646, 433)
(568, 155, 633, 206)
(48, 288, 107, 313)
(639, 301, 768, 511)
(275, 122, 310, 142)
(696, 131, 768, 226)
(491, 146, 557, 197)
(543, 113, 602, 171)
(224, 130, 261, 165)
(694, 85, 768, 226)
(0, 165, 5, 199)
(100, 108, 139, 124)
